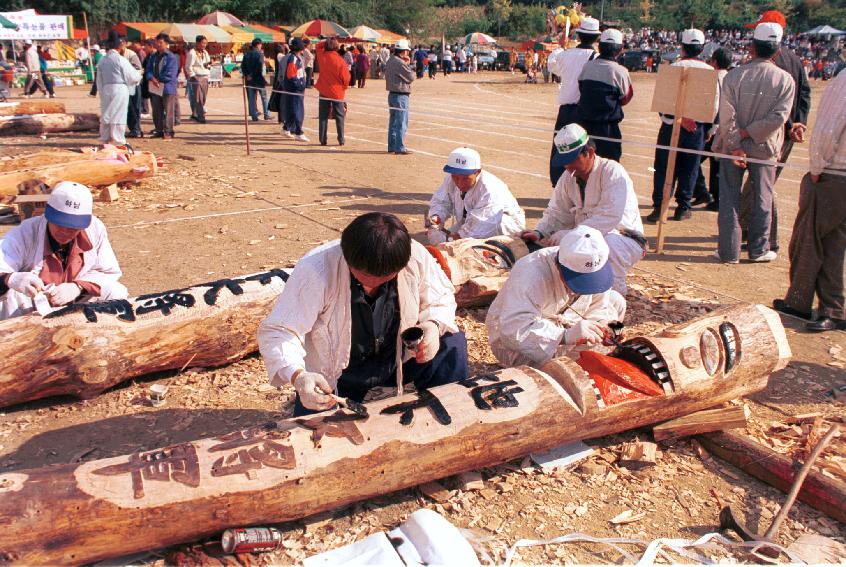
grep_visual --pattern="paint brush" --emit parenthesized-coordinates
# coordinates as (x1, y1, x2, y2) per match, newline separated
(315, 387, 369, 418)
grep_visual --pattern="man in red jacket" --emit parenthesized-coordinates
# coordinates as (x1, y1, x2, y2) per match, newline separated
(315, 37, 351, 146)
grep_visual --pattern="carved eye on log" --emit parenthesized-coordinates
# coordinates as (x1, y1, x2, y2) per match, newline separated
(700, 329, 722, 376)
(719, 322, 741, 373)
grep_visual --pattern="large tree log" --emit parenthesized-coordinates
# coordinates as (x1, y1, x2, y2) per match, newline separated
(0, 304, 790, 565)
(0, 149, 104, 173)
(0, 237, 524, 408)
(0, 100, 66, 116)
(0, 113, 99, 137)
(697, 431, 846, 524)
(0, 150, 159, 201)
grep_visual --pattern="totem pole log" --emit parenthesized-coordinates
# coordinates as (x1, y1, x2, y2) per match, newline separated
(0, 304, 790, 565)
(0, 237, 526, 408)
(0, 101, 66, 116)
(0, 113, 99, 137)
(0, 269, 291, 406)
(0, 149, 106, 173)
(0, 150, 160, 201)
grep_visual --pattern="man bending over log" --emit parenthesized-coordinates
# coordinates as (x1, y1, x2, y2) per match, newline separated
(259, 212, 468, 416)
(0, 181, 127, 319)
(487, 225, 625, 367)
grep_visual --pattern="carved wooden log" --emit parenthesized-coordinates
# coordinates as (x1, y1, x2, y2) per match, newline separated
(0, 238, 522, 408)
(0, 113, 99, 137)
(0, 101, 66, 116)
(0, 269, 291, 406)
(0, 150, 101, 173)
(697, 431, 846, 524)
(0, 151, 159, 201)
(0, 304, 790, 565)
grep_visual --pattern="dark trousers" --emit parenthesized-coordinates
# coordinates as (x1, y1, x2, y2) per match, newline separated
(416, 61, 425, 78)
(784, 173, 846, 319)
(127, 90, 142, 135)
(189, 77, 208, 121)
(150, 93, 176, 135)
(318, 98, 345, 145)
(740, 131, 792, 250)
(293, 331, 469, 417)
(549, 103, 580, 187)
(693, 136, 719, 204)
(306, 67, 314, 88)
(356, 70, 366, 89)
(651, 121, 706, 210)
(24, 72, 46, 95)
(581, 120, 622, 161)
(283, 91, 304, 135)
(428, 62, 437, 78)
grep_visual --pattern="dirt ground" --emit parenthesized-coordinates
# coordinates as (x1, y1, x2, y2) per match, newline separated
(0, 70, 843, 565)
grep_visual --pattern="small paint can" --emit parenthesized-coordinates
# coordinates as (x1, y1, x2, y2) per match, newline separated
(221, 527, 282, 554)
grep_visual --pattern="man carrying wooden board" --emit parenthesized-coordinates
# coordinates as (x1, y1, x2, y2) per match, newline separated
(258, 212, 468, 415)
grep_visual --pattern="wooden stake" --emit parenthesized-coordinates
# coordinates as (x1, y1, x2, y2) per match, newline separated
(82, 13, 94, 86)
(655, 67, 689, 254)
(241, 77, 251, 155)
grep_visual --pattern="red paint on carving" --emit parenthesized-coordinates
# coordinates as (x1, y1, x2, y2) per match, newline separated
(425, 245, 452, 280)
(577, 350, 664, 405)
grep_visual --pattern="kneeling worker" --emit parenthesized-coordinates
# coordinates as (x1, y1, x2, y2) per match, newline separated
(426, 147, 525, 244)
(258, 212, 468, 416)
(521, 124, 645, 294)
(486, 225, 626, 368)
(0, 181, 127, 320)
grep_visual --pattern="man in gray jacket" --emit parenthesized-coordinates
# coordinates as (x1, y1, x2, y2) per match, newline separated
(712, 22, 794, 264)
(385, 40, 415, 155)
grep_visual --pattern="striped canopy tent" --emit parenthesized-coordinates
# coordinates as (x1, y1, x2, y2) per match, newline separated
(465, 32, 495, 45)
(219, 25, 252, 43)
(291, 19, 350, 38)
(244, 23, 286, 42)
(161, 23, 232, 43)
(349, 25, 381, 42)
(196, 11, 244, 27)
(114, 22, 167, 41)
(375, 29, 406, 45)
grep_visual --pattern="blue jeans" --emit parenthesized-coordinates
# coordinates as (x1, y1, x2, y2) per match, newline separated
(651, 121, 706, 210)
(247, 85, 269, 120)
(387, 92, 409, 153)
(293, 331, 469, 416)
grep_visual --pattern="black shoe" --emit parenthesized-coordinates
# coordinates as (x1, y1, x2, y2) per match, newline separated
(198, 118, 206, 124)
(645, 208, 661, 223)
(150, 131, 164, 139)
(692, 195, 713, 206)
(190, 115, 199, 122)
(772, 299, 812, 320)
(673, 207, 692, 221)
(174, 120, 181, 126)
(806, 317, 846, 332)
(127, 131, 143, 138)
(705, 201, 719, 212)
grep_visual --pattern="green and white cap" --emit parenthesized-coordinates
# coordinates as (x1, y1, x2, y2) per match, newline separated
(552, 123, 589, 167)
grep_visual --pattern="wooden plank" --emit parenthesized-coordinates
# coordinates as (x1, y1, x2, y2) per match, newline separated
(650, 65, 718, 123)
(697, 431, 846, 524)
(653, 405, 749, 441)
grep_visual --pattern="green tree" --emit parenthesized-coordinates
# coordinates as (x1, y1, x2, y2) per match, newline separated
(489, 0, 512, 36)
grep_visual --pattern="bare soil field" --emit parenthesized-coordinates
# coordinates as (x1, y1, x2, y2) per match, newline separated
(0, 70, 843, 564)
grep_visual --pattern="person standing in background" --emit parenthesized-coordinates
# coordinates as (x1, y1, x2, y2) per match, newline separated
(354, 46, 370, 88)
(315, 36, 350, 146)
(282, 37, 308, 141)
(185, 35, 210, 123)
(34, 45, 55, 98)
(22, 40, 47, 98)
(145, 33, 179, 139)
(385, 40, 415, 155)
(302, 38, 314, 88)
(414, 44, 426, 78)
(118, 38, 144, 139)
(96, 31, 141, 146)
(241, 38, 270, 121)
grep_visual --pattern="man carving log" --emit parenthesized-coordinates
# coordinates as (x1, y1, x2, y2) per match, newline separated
(0, 303, 789, 565)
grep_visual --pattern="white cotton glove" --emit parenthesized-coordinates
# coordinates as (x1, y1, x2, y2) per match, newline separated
(292, 371, 336, 411)
(47, 282, 82, 307)
(563, 320, 605, 346)
(7, 272, 45, 298)
(416, 321, 441, 364)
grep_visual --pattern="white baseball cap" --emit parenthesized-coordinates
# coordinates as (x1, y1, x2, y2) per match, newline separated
(444, 147, 481, 175)
(753, 22, 783, 43)
(92, 44, 100, 50)
(23, 39, 33, 45)
(45, 181, 93, 230)
(681, 29, 705, 45)
(551, 123, 589, 167)
(576, 17, 601, 35)
(599, 28, 623, 45)
(557, 225, 613, 294)
(394, 39, 411, 51)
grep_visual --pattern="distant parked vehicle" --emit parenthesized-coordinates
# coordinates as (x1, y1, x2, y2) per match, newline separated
(660, 48, 681, 64)
(619, 50, 650, 71)
(475, 49, 497, 70)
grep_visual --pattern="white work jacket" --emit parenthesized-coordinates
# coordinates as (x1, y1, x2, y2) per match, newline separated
(485, 247, 626, 368)
(546, 46, 597, 106)
(534, 157, 644, 246)
(0, 215, 126, 319)
(427, 170, 526, 239)
(258, 240, 458, 394)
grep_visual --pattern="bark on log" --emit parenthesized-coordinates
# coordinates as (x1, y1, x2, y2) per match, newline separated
(697, 431, 846, 524)
(0, 151, 159, 201)
(653, 406, 749, 441)
(0, 101, 66, 116)
(0, 113, 99, 137)
(0, 237, 521, 407)
(0, 269, 291, 406)
(0, 304, 790, 564)
(0, 150, 97, 173)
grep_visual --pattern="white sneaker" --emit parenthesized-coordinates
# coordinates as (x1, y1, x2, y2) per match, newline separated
(750, 250, 777, 263)
(284, 129, 293, 138)
(713, 250, 739, 264)
(294, 134, 309, 142)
